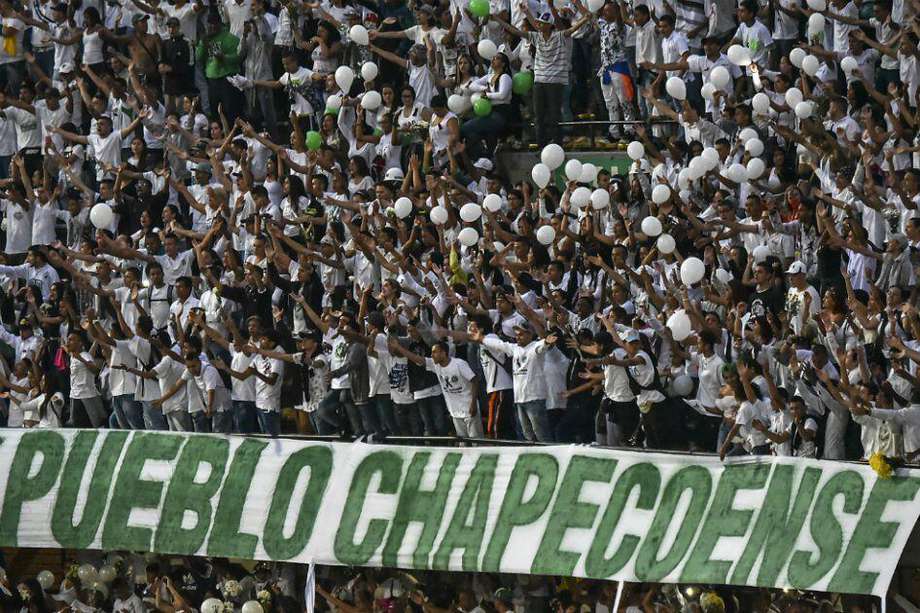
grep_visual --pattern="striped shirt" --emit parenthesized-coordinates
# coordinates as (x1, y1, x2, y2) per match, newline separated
(527, 31, 571, 84)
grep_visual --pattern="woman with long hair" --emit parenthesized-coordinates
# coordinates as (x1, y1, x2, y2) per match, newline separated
(460, 52, 514, 158)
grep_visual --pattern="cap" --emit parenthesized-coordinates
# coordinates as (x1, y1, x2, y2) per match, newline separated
(473, 157, 494, 172)
(513, 321, 534, 333)
(51, 2, 68, 11)
(493, 588, 514, 604)
(132, 12, 148, 23)
(889, 233, 908, 247)
(536, 11, 554, 23)
(384, 167, 404, 182)
(416, 3, 436, 14)
(623, 329, 641, 343)
(785, 261, 806, 275)
(195, 162, 212, 174)
(166, 16, 180, 26)
(58, 62, 75, 73)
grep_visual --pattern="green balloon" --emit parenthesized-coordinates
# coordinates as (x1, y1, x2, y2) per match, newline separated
(469, 0, 489, 18)
(306, 130, 322, 150)
(473, 97, 492, 117)
(324, 106, 338, 116)
(373, 127, 383, 136)
(512, 71, 534, 95)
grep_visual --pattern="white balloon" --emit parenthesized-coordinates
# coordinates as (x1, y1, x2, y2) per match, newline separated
(536, 225, 556, 245)
(349, 24, 369, 45)
(201, 599, 224, 613)
(641, 216, 662, 237)
(666, 310, 693, 341)
(785, 86, 804, 108)
(807, 12, 825, 35)
(710, 66, 730, 90)
(657, 233, 676, 254)
(678, 189, 691, 201)
(447, 94, 468, 114)
(477, 39, 497, 60)
(745, 137, 764, 157)
(802, 54, 820, 77)
(37, 571, 54, 590)
(652, 184, 671, 204)
(77, 564, 97, 583)
(459, 202, 482, 222)
(670, 374, 694, 396)
(97, 566, 116, 583)
(241, 602, 264, 613)
(665, 76, 687, 100)
(739, 128, 758, 143)
(714, 268, 732, 284)
(789, 48, 806, 68)
(90, 203, 113, 229)
(677, 168, 692, 189)
(700, 82, 716, 100)
(753, 245, 771, 263)
(591, 188, 610, 209)
(430, 206, 448, 225)
(483, 193, 502, 213)
(840, 55, 858, 75)
(727, 163, 748, 183)
(571, 186, 592, 208)
(727, 44, 752, 66)
(795, 100, 813, 119)
(627, 141, 645, 160)
(325, 94, 343, 111)
(564, 159, 583, 182)
(680, 257, 706, 286)
(360, 90, 381, 110)
(531, 163, 552, 188)
(335, 66, 355, 93)
(752, 92, 770, 114)
(541, 143, 565, 170)
(806, 0, 826, 9)
(587, 0, 604, 11)
(746, 157, 766, 180)
(360, 61, 378, 81)
(702, 147, 720, 170)
(394, 197, 413, 219)
(689, 156, 707, 179)
(458, 227, 479, 247)
(580, 162, 598, 184)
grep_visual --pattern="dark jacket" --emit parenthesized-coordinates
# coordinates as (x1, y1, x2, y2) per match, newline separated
(329, 341, 370, 405)
(161, 35, 194, 94)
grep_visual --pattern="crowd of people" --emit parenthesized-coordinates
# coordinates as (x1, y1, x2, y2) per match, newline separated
(0, 0, 916, 465)
(0, 553, 906, 613)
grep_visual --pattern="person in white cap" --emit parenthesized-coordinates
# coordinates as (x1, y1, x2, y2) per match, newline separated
(784, 260, 819, 336)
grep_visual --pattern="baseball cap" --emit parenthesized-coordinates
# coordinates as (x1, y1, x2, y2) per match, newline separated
(58, 62, 75, 73)
(384, 167, 404, 182)
(166, 16, 180, 26)
(623, 329, 641, 343)
(51, 2, 68, 11)
(785, 261, 806, 275)
(536, 11, 554, 23)
(473, 157, 494, 172)
(195, 162, 212, 174)
(416, 4, 436, 14)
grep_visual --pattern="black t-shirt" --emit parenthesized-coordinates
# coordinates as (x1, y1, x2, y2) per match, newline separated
(748, 284, 784, 318)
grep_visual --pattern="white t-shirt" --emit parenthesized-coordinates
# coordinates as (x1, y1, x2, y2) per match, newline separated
(329, 334, 350, 390)
(279, 67, 316, 115)
(478, 334, 513, 393)
(735, 399, 771, 449)
(604, 348, 634, 402)
(254, 355, 284, 412)
(182, 363, 230, 413)
(481, 337, 550, 403)
(110, 339, 138, 396)
(229, 348, 256, 402)
(153, 356, 187, 414)
(70, 351, 99, 399)
(426, 357, 476, 418)
(4, 106, 41, 150)
(2, 199, 32, 254)
(87, 131, 122, 177)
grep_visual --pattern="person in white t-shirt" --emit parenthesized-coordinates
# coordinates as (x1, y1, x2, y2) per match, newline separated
(63, 330, 107, 426)
(252, 52, 324, 117)
(251, 331, 284, 436)
(177, 353, 232, 433)
(49, 113, 142, 180)
(389, 338, 483, 437)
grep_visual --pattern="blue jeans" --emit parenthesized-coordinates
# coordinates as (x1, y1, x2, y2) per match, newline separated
(316, 389, 356, 435)
(258, 409, 280, 437)
(113, 394, 145, 429)
(416, 395, 448, 436)
(191, 411, 211, 433)
(142, 401, 168, 430)
(372, 395, 400, 435)
(517, 399, 553, 442)
(232, 400, 259, 434)
(212, 410, 233, 434)
(394, 402, 422, 436)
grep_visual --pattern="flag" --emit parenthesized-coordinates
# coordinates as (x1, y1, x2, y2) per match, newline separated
(304, 561, 316, 613)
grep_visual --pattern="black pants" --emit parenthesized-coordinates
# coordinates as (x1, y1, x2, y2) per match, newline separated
(533, 82, 564, 146)
(206, 76, 245, 124)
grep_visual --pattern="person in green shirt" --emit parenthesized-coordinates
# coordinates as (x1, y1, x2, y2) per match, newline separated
(196, 12, 244, 123)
